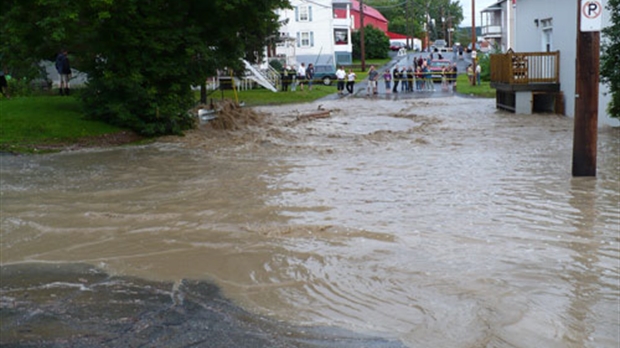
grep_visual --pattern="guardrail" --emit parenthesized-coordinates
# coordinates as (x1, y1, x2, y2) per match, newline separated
(490, 50, 559, 85)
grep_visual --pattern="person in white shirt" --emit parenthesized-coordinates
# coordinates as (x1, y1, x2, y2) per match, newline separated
(297, 63, 306, 91)
(346, 69, 356, 94)
(475, 63, 481, 86)
(335, 66, 346, 95)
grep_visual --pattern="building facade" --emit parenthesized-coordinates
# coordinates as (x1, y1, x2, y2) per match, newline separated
(275, 0, 353, 68)
(513, 0, 616, 126)
(481, 0, 516, 52)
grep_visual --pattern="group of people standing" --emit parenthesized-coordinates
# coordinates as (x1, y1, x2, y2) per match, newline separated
(280, 62, 315, 92)
(337, 66, 359, 95)
(336, 65, 379, 96)
(388, 58, 457, 94)
(283, 55, 463, 96)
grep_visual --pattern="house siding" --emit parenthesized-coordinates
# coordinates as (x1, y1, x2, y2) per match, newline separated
(276, 0, 353, 68)
(515, 0, 617, 127)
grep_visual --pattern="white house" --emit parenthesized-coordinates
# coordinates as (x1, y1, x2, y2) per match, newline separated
(275, 0, 353, 68)
(481, 0, 516, 52)
(513, 0, 617, 127)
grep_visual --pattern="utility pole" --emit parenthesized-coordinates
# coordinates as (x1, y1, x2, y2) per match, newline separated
(410, 0, 415, 50)
(441, 7, 445, 40)
(407, 0, 413, 49)
(572, 0, 601, 176)
(405, 3, 409, 49)
(360, 0, 366, 72)
(471, 0, 476, 85)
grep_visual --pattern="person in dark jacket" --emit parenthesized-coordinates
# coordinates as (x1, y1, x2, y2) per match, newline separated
(0, 65, 10, 99)
(306, 63, 315, 91)
(280, 67, 289, 91)
(391, 65, 400, 93)
(55, 49, 72, 96)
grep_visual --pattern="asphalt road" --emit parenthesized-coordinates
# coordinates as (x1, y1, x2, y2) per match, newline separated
(1, 263, 406, 347)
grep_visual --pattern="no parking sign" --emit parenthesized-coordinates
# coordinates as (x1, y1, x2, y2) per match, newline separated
(580, 0, 603, 32)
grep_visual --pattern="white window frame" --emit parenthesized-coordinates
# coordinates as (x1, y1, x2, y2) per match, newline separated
(541, 18, 553, 52)
(300, 31, 311, 47)
(299, 5, 309, 21)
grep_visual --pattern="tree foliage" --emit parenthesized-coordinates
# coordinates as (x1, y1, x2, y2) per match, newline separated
(601, 0, 620, 118)
(366, 0, 463, 42)
(352, 25, 390, 60)
(1, 0, 290, 135)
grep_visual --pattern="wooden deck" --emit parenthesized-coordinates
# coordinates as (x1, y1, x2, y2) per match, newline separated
(490, 50, 562, 114)
(490, 50, 560, 91)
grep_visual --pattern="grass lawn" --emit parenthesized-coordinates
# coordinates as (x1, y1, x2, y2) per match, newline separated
(455, 74, 495, 98)
(0, 96, 126, 153)
(206, 84, 336, 107)
(1, 57, 396, 154)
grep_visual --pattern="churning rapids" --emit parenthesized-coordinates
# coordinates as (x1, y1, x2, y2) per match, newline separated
(1, 96, 619, 347)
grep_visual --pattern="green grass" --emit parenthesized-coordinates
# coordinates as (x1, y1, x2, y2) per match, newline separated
(455, 74, 495, 98)
(0, 96, 125, 152)
(1, 56, 396, 154)
(206, 84, 337, 106)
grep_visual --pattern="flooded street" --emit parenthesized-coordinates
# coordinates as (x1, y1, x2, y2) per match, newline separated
(1, 96, 619, 347)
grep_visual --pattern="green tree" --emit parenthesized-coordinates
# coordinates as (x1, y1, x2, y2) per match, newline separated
(1, 0, 289, 136)
(352, 25, 390, 60)
(601, 0, 619, 118)
(367, 0, 463, 43)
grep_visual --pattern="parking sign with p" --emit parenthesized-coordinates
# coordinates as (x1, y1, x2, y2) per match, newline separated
(580, 0, 603, 32)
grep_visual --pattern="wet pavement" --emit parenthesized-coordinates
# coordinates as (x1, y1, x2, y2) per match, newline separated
(1, 263, 405, 347)
(2, 76, 618, 347)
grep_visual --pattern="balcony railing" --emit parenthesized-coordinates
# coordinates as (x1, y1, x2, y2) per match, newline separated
(481, 25, 502, 36)
(490, 50, 560, 85)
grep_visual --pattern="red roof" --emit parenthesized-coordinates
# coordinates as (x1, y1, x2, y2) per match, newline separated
(386, 32, 408, 40)
(386, 32, 419, 40)
(351, 0, 387, 23)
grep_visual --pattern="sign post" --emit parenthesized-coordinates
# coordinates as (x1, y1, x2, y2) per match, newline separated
(572, 0, 601, 177)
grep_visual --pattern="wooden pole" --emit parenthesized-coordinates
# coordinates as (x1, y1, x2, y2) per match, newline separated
(572, 0, 599, 176)
(360, 0, 366, 72)
(471, 0, 476, 85)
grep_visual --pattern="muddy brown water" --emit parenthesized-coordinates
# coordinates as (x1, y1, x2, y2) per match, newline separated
(1, 96, 619, 347)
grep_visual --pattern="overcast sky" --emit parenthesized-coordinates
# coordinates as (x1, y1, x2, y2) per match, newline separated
(458, 0, 498, 26)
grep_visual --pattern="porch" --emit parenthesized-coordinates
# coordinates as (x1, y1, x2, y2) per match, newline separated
(490, 50, 563, 114)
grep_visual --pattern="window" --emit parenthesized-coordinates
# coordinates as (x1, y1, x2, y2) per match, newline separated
(541, 18, 553, 52)
(297, 31, 314, 48)
(301, 32, 310, 46)
(334, 29, 348, 45)
(296, 5, 312, 22)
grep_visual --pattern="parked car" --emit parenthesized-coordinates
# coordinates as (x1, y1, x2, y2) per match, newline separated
(312, 65, 338, 86)
(431, 39, 451, 53)
(389, 41, 408, 51)
(428, 59, 452, 80)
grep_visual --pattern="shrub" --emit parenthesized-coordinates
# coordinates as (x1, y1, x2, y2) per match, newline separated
(352, 25, 390, 60)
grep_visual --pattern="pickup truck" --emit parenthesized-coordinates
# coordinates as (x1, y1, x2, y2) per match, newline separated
(431, 39, 451, 53)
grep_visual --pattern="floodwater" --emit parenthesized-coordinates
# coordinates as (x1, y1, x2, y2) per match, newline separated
(1, 96, 619, 347)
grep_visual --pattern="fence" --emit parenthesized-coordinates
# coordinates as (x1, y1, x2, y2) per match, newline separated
(490, 50, 560, 85)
